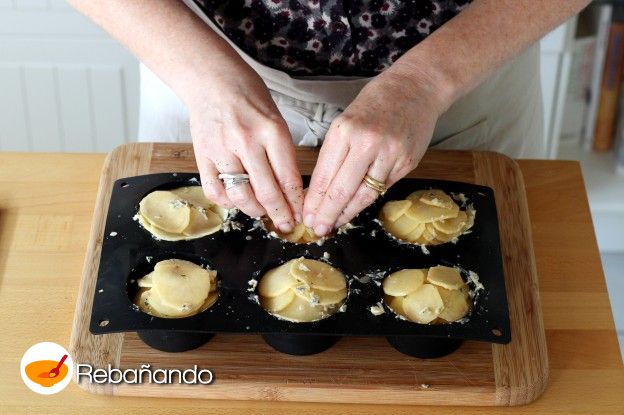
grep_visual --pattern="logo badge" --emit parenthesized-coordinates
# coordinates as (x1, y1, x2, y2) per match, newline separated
(20, 342, 73, 395)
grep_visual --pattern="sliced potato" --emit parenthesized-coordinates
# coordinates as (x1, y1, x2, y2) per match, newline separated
(425, 223, 457, 243)
(258, 262, 298, 297)
(405, 199, 459, 223)
(406, 190, 427, 202)
(182, 207, 222, 237)
(300, 226, 322, 243)
(138, 289, 195, 318)
(405, 222, 426, 242)
(422, 224, 437, 242)
(137, 215, 189, 241)
(411, 234, 430, 245)
(426, 266, 465, 290)
(275, 295, 328, 322)
(280, 222, 307, 243)
(152, 259, 212, 309)
(437, 286, 471, 322)
(170, 186, 214, 210)
(418, 190, 456, 209)
(386, 295, 406, 317)
(403, 283, 444, 324)
(137, 271, 154, 288)
(432, 227, 458, 243)
(382, 269, 425, 296)
(383, 214, 419, 238)
(289, 257, 346, 292)
(293, 285, 347, 306)
(432, 210, 468, 235)
(381, 200, 412, 222)
(261, 289, 295, 312)
(204, 290, 219, 309)
(139, 190, 191, 233)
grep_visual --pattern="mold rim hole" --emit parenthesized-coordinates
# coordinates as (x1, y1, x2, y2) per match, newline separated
(491, 327, 502, 337)
(99, 319, 110, 327)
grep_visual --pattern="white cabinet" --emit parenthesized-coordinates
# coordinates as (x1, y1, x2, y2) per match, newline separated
(0, 0, 139, 152)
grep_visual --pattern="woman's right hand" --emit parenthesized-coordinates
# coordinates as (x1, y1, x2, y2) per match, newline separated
(187, 63, 303, 233)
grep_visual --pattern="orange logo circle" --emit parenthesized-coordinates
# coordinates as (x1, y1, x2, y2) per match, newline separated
(20, 342, 73, 395)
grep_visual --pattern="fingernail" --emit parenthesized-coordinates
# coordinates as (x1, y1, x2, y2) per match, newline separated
(278, 222, 294, 233)
(303, 214, 315, 227)
(294, 212, 302, 224)
(314, 224, 329, 236)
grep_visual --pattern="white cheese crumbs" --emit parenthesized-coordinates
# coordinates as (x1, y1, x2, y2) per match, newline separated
(245, 235, 252, 241)
(338, 304, 347, 313)
(98, 289, 103, 293)
(247, 279, 258, 292)
(420, 244, 430, 255)
(109, 232, 118, 237)
(421, 384, 430, 389)
(247, 294, 259, 304)
(451, 192, 468, 205)
(468, 271, 485, 292)
(372, 218, 383, 226)
(323, 251, 330, 260)
(370, 229, 377, 237)
(168, 199, 187, 208)
(222, 219, 243, 233)
(354, 270, 386, 284)
(369, 302, 385, 316)
(188, 177, 199, 183)
(337, 222, 358, 234)
(145, 256, 153, 263)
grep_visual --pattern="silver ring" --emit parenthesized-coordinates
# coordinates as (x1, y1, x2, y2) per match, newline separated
(218, 173, 250, 190)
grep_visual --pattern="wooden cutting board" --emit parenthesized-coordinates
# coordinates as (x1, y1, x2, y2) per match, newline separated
(69, 143, 547, 406)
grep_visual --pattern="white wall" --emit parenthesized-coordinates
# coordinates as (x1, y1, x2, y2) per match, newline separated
(0, 0, 139, 152)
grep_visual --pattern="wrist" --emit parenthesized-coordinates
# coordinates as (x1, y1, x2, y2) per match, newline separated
(384, 54, 459, 116)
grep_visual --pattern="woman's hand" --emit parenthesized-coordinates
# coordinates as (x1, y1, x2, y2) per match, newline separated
(188, 64, 303, 233)
(302, 70, 448, 236)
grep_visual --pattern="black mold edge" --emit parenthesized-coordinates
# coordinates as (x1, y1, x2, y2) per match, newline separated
(137, 331, 215, 353)
(386, 336, 463, 358)
(261, 333, 340, 356)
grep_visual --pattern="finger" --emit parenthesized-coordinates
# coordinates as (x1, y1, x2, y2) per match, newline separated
(302, 126, 349, 227)
(386, 155, 419, 187)
(264, 130, 304, 224)
(240, 145, 296, 233)
(198, 159, 235, 209)
(311, 148, 374, 236)
(192, 141, 235, 209)
(215, 153, 266, 218)
(335, 156, 394, 228)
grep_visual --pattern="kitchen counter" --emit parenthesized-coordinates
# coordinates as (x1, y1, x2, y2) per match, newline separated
(0, 152, 622, 414)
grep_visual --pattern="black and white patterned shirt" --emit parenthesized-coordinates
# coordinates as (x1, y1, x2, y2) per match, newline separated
(195, 0, 472, 76)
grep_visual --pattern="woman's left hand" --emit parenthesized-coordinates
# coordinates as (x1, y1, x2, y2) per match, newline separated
(302, 70, 448, 236)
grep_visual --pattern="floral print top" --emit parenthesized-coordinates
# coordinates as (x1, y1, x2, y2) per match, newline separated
(194, 0, 472, 76)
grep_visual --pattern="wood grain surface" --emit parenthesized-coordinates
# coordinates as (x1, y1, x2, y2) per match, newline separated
(70, 144, 544, 406)
(0, 147, 622, 415)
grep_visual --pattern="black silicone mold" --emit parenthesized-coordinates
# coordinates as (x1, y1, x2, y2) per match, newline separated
(90, 173, 511, 357)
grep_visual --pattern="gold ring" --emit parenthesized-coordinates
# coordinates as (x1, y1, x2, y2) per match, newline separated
(363, 175, 387, 196)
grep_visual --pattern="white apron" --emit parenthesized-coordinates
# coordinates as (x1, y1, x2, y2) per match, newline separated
(138, 0, 545, 158)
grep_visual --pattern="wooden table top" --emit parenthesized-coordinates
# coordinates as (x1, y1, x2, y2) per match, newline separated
(0, 152, 622, 414)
